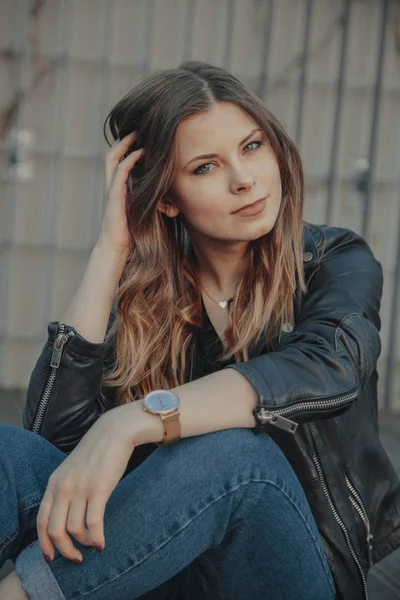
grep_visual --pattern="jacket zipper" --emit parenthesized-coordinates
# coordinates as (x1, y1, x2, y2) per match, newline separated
(256, 388, 358, 433)
(31, 323, 75, 435)
(309, 424, 369, 600)
(344, 467, 374, 568)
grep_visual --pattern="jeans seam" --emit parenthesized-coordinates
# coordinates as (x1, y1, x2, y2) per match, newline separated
(69, 476, 335, 599)
(19, 493, 42, 512)
(0, 495, 42, 553)
(72, 477, 271, 599)
(265, 481, 337, 595)
(0, 524, 19, 553)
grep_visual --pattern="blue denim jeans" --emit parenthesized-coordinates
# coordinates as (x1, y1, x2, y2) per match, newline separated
(0, 422, 337, 599)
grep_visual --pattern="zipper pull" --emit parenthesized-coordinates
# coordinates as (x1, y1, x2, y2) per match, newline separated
(259, 409, 298, 434)
(367, 533, 374, 568)
(50, 333, 68, 368)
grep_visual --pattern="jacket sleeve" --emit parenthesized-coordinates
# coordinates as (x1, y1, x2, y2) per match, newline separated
(23, 302, 118, 454)
(225, 227, 383, 431)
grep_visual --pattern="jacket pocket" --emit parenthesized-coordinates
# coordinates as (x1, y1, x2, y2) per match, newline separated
(343, 463, 374, 568)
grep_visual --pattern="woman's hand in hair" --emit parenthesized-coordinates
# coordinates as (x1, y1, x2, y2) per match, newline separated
(36, 411, 138, 563)
(97, 131, 145, 257)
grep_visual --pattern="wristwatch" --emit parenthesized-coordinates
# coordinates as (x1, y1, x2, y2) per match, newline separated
(142, 390, 181, 447)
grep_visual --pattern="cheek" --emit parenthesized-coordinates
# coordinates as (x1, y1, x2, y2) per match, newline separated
(179, 190, 232, 236)
(175, 178, 225, 217)
(262, 154, 281, 186)
(186, 197, 225, 227)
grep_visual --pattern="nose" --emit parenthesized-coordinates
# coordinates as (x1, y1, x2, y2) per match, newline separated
(229, 165, 255, 194)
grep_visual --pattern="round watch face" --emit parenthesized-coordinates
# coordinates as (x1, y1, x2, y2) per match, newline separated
(144, 390, 179, 414)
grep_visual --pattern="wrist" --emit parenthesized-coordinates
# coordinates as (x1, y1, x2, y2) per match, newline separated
(94, 240, 130, 263)
(113, 400, 165, 446)
(90, 244, 129, 298)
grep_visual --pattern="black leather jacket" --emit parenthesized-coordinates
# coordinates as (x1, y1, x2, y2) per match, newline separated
(23, 223, 400, 600)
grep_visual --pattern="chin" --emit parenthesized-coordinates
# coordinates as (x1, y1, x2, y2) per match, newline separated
(245, 219, 276, 241)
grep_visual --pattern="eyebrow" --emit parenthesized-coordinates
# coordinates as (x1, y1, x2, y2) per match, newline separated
(183, 127, 262, 169)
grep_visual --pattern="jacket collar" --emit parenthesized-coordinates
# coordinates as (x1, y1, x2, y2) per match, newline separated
(302, 222, 320, 267)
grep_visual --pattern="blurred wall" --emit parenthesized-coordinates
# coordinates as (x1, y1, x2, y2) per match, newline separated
(0, 0, 399, 409)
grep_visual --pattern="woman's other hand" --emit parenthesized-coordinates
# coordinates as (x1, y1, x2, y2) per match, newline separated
(97, 131, 145, 257)
(36, 411, 138, 563)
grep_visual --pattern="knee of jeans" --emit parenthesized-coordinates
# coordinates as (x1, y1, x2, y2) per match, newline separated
(0, 422, 24, 446)
(0, 423, 32, 457)
(0, 424, 21, 465)
(0, 422, 55, 458)
(0, 423, 66, 482)
(174, 428, 289, 478)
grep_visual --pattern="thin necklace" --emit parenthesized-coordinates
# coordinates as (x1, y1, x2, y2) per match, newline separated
(202, 287, 233, 310)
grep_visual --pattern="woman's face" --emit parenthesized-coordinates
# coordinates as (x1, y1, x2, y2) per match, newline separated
(160, 101, 282, 244)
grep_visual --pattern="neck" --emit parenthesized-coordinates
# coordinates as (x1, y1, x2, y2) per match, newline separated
(188, 233, 250, 298)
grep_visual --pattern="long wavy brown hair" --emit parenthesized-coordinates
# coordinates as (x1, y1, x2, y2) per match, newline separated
(101, 60, 308, 406)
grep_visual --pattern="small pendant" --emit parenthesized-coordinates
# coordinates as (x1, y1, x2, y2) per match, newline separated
(218, 301, 228, 309)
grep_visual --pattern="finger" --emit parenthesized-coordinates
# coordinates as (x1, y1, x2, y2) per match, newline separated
(66, 495, 93, 548)
(109, 131, 137, 159)
(36, 486, 56, 559)
(116, 147, 145, 173)
(85, 493, 107, 550)
(47, 491, 83, 562)
(106, 147, 145, 193)
(105, 131, 138, 177)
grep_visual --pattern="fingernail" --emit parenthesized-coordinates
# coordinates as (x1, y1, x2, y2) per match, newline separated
(43, 554, 52, 563)
(72, 558, 83, 564)
(94, 544, 103, 552)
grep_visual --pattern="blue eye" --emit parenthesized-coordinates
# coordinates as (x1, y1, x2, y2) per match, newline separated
(244, 141, 263, 152)
(193, 140, 264, 175)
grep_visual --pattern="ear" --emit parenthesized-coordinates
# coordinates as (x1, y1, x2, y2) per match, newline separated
(157, 196, 180, 218)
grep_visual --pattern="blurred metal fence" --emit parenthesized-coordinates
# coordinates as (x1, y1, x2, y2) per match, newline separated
(0, 0, 399, 410)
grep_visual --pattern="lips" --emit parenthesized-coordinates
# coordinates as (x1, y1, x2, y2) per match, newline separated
(232, 196, 268, 214)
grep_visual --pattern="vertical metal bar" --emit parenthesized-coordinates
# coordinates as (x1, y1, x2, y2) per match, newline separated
(361, 0, 390, 241)
(223, 0, 235, 71)
(383, 192, 400, 411)
(39, 0, 73, 328)
(325, 0, 351, 225)
(183, 0, 197, 59)
(1, 0, 27, 337)
(295, 0, 314, 148)
(141, 0, 155, 75)
(87, 0, 114, 248)
(257, 0, 274, 101)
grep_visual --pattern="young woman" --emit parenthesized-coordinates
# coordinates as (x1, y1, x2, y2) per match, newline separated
(0, 61, 398, 600)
